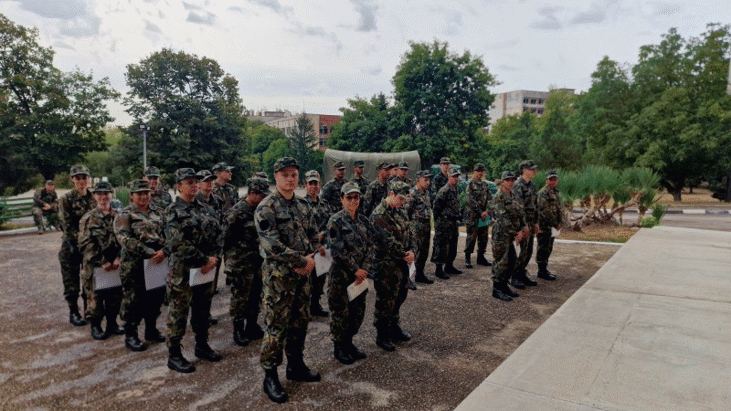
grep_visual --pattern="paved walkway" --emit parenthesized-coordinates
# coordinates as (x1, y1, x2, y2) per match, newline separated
(455, 226, 731, 411)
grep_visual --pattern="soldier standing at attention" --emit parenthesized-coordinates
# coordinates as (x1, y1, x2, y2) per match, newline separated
(327, 182, 374, 364)
(350, 160, 369, 195)
(165, 168, 223, 373)
(321, 161, 347, 215)
(431, 168, 463, 279)
(536, 170, 562, 281)
(512, 160, 540, 289)
(144, 167, 172, 210)
(371, 182, 416, 352)
(114, 180, 168, 352)
(58, 165, 96, 327)
(431, 157, 451, 203)
(78, 181, 123, 341)
(195, 169, 225, 321)
(364, 162, 393, 216)
(409, 170, 434, 285)
(33, 180, 59, 233)
(212, 162, 239, 211)
(464, 163, 493, 269)
(223, 177, 271, 347)
(304, 170, 330, 317)
(491, 171, 528, 301)
(391, 162, 413, 185)
(255, 157, 321, 404)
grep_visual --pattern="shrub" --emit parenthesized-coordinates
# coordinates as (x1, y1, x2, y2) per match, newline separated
(640, 217, 659, 228)
(651, 204, 666, 222)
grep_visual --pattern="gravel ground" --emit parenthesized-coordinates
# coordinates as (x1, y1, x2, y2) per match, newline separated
(0, 231, 616, 411)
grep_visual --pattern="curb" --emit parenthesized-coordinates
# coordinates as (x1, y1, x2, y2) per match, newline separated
(571, 208, 730, 215)
(0, 227, 40, 236)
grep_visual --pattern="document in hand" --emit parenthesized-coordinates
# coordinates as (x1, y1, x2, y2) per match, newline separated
(144, 257, 169, 290)
(94, 266, 121, 290)
(190, 266, 215, 287)
(347, 278, 373, 301)
(513, 241, 521, 257)
(314, 248, 332, 277)
(551, 227, 561, 237)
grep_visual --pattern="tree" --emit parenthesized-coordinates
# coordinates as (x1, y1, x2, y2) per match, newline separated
(262, 139, 289, 176)
(484, 111, 536, 177)
(531, 89, 585, 170)
(329, 93, 403, 152)
(288, 113, 320, 179)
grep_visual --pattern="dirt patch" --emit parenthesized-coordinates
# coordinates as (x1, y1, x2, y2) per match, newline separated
(559, 223, 639, 243)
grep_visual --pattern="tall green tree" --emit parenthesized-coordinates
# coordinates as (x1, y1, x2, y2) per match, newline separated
(329, 93, 404, 152)
(484, 111, 536, 177)
(531, 89, 585, 170)
(288, 113, 320, 178)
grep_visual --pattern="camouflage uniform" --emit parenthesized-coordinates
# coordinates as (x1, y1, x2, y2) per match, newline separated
(79, 207, 122, 322)
(430, 172, 448, 204)
(32, 187, 58, 231)
(321, 177, 346, 215)
(537, 185, 562, 271)
(465, 178, 492, 256)
(58, 188, 96, 308)
(409, 186, 432, 275)
(213, 181, 239, 212)
(149, 188, 173, 210)
(390, 175, 413, 185)
(430, 184, 461, 265)
(327, 209, 374, 343)
(351, 176, 370, 195)
(491, 189, 526, 285)
(512, 177, 538, 275)
(305, 193, 330, 313)
(255, 190, 320, 370)
(364, 179, 389, 216)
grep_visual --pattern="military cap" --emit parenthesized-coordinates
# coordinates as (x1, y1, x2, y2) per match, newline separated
(377, 161, 392, 170)
(501, 171, 517, 180)
(273, 157, 299, 172)
(389, 181, 412, 198)
(254, 172, 269, 179)
(247, 177, 271, 195)
(70, 165, 90, 177)
(196, 169, 216, 181)
(92, 181, 113, 193)
(175, 168, 199, 183)
(448, 168, 461, 177)
(546, 169, 558, 178)
(416, 170, 432, 179)
(341, 182, 362, 196)
(440, 157, 451, 164)
(353, 160, 365, 167)
(305, 170, 321, 182)
(45, 180, 55, 185)
(333, 161, 346, 170)
(518, 160, 538, 171)
(212, 162, 234, 173)
(473, 163, 486, 171)
(397, 161, 408, 170)
(129, 179, 152, 192)
(144, 166, 161, 177)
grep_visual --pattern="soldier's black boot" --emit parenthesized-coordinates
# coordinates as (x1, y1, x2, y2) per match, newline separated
(476, 253, 491, 266)
(208, 315, 218, 325)
(537, 264, 556, 281)
(105, 315, 124, 336)
(375, 327, 396, 352)
(90, 319, 107, 340)
(68, 303, 87, 327)
(502, 282, 519, 298)
(263, 368, 287, 403)
(334, 342, 355, 364)
(510, 276, 526, 289)
(445, 264, 463, 275)
(408, 280, 417, 290)
(492, 283, 512, 301)
(244, 318, 265, 341)
(391, 322, 412, 342)
(168, 345, 195, 373)
(124, 324, 146, 352)
(346, 336, 367, 361)
(465, 253, 473, 268)
(414, 268, 434, 284)
(285, 356, 321, 382)
(233, 321, 249, 347)
(144, 318, 166, 343)
(194, 339, 222, 362)
(434, 264, 450, 280)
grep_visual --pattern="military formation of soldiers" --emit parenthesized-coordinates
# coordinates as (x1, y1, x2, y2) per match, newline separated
(47, 155, 563, 404)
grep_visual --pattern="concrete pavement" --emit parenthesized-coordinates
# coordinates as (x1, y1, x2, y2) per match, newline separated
(455, 226, 731, 411)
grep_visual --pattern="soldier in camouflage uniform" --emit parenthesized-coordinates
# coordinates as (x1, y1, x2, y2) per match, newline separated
(464, 163, 493, 268)
(196, 169, 225, 306)
(114, 180, 168, 352)
(304, 170, 330, 317)
(58, 165, 96, 327)
(144, 167, 173, 210)
(78, 181, 123, 340)
(224, 177, 271, 347)
(321, 161, 347, 215)
(430, 157, 451, 204)
(255, 157, 321, 404)
(33, 180, 59, 233)
(512, 160, 540, 289)
(491, 171, 528, 301)
(536, 170, 562, 281)
(363, 162, 393, 216)
(371, 181, 416, 352)
(212, 162, 239, 211)
(409, 170, 434, 284)
(390, 161, 413, 185)
(350, 160, 369, 195)
(431, 168, 463, 279)
(164, 168, 223, 373)
(327, 182, 374, 364)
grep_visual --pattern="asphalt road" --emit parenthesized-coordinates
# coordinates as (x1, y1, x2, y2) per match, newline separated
(659, 213, 731, 232)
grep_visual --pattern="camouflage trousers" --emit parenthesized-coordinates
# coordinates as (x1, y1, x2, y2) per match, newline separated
(536, 227, 555, 267)
(260, 264, 311, 370)
(430, 219, 458, 265)
(491, 230, 517, 285)
(166, 267, 214, 348)
(59, 239, 83, 306)
(226, 260, 263, 324)
(373, 259, 409, 331)
(81, 263, 122, 321)
(464, 222, 488, 255)
(328, 264, 367, 343)
(33, 208, 58, 231)
(515, 232, 535, 274)
(412, 219, 431, 273)
(311, 268, 327, 308)
(120, 261, 165, 327)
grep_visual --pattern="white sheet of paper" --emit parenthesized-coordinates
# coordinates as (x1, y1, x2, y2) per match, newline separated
(551, 227, 561, 238)
(347, 278, 372, 301)
(513, 241, 521, 257)
(408, 262, 416, 281)
(314, 248, 332, 277)
(94, 266, 121, 290)
(144, 257, 169, 290)
(189, 266, 215, 286)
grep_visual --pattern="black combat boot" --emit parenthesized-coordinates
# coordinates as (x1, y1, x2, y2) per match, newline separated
(510, 276, 526, 289)
(144, 318, 166, 343)
(537, 264, 556, 281)
(233, 321, 249, 347)
(90, 319, 107, 340)
(168, 345, 195, 373)
(391, 323, 412, 342)
(244, 318, 265, 340)
(286, 356, 321, 382)
(492, 284, 513, 301)
(105, 314, 124, 336)
(434, 264, 450, 280)
(375, 327, 396, 351)
(502, 282, 519, 298)
(69, 303, 87, 327)
(521, 271, 538, 286)
(346, 336, 367, 361)
(408, 280, 417, 290)
(414, 268, 434, 284)
(208, 315, 218, 325)
(476, 254, 491, 266)
(334, 342, 355, 364)
(465, 253, 473, 268)
(124, 324, 146, 352)
(263, 368, 287, 403)
(194, 339, 222, 362)
(445, 264, 463, 275)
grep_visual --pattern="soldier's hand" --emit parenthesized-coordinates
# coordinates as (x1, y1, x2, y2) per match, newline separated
(295, 254, 316, 276)
(403, 251, 415, 264)
(43, 204, 52, 211)
(102, 262, 113, 271)
(319, 246, 327, 256)
(533, 224, 539, 235)
(112, 257, 122, 270)
(355, 268, 368, 285)
(150, 250, 166, 264)
(200, 256, 218, 274)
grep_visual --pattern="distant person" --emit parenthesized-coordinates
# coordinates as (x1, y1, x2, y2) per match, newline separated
(144, 167, 172, 210)
(304, 170, 330, 317)
(212, 162, 239, 212)
(409, 170, 434, 284)
(512, 160, 539, 289)
(364, 162, 394, 216)
(32, 180, 59, 233)
(431, 157, 451, 203)
(431, 168, 463, 279)
(350, 160, 369, 195)
(321, 161, 347, 215)
(464, 163, 492, 268)
(391, 162, 413, 185)
(536, 170, 562, 281)
(491, 171, 527, 302)
(195, 169, 226, 313)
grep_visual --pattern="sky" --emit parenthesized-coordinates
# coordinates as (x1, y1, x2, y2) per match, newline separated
(1, 0, 729, 126)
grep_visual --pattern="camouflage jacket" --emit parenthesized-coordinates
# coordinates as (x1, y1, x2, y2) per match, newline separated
(165, 197, 222, 271)
(430, 172, 449, 202)
(492, 189, 527, 237)
(350, 176, 370, 195)
(433, 184, 462, 222)
(538, 186, 563, 228)
(364, 179, 389, 216)
(389, 175, 413, 186)
(149, 187, 173, 210)
(58, 189, 96, 242)
(512, 177, 538, 226)
(195, 192, 225, 251)
(79, 208, 120, 267)
(370, 199, 415, 262)
(321, 177, 346, 215)
(408, 187, 432, 222)
(255, 191, 320, 270)
(114, 203, 168, 262)
(305, 194, 329, 239)
(33, 188, 58, 211)
(213, 181, 239, 212)
(465, 178, 492, 222)
(327, 209, 374, 275)
(223, 200, 262, 271)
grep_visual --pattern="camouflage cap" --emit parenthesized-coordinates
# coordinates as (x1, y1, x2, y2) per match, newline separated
(440, 157, 452, 164)
(305, 170, 320, 182)
(546, 169, 558, 178)
(333, 161, 346, 170)
(92, 181, 113, 193)
(45, 180, 55, 185)
(247, 177, 271, 195)
(254, 171, 269, 179)
(129, 179, 152, 192)
(389, 181, 412, 197)
(416, 170, 432, 179)
(501, 171, 517, 180)
(473, 163, 486, 171)
(377, 161, 392, 170)
(196, 169, 216, 181)
(341, 182, 362, 196)
(70, 165, 90, 177)
(398, 161, 409, 170)
(175, 168, 199, 183)
(519, 160, 538, 171)
(353, 160, 365, 167)
(144, 166, 161, 177)
(274, 157, 300, 172)
(448, 168, 461, 177)
(212, 162, 234, 173)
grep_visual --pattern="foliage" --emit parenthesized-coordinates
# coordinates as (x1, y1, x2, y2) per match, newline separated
(288, 113, 320, 179)
(114, 188, 130, 207)
(483, 111, 535, 177)
(329, 93, 405, 152)
(651, 203, 666, 222)
(262, 139, 289, 176)
(640, 217, 659, 228)
(532, 90, 585, 170)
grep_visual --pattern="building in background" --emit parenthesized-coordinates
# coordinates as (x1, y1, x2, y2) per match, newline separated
(488, 89, 574, 128)
(263, 112, 341, 150)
